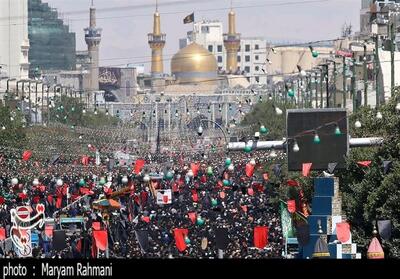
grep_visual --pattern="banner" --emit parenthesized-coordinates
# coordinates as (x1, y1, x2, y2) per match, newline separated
(156, 189, 172, 205)
(280, 201, 294, 238)
(254, 226, 268, 249)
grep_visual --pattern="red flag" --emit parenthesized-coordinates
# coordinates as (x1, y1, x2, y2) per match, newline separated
(81, 156, 89, 166)
(245, 163, 255, 177)
(93, 230, 108, 251)
(92, 222, 101, 231)
(287, 180, 299, 187)
(134, 159, 145, 174)
(357, 161, 372, 167)
(200, 175, 207, 183)
(188, 212, 197, 224)
(45, 225, 53, 238)
(142, 216, 150, 223)
(173, 228, 189, 252)
(191, 190, 198, 202)
(172, 182, 179, 193)
(18, 193, 28, 200)
(336, 222, 351, 243)
(80, 188, 94, 195)
(263, 173, 269, 181)
(190, 163, 200, 177)
(287, 200, 296, 213)
(302, 163, 312, 177)
(0, 228, 6, 240)
(32, 196, 40, 204)
(47, 195, 53, 205)
(56, 197, 62, 209)
(76, 239, 82, 253)
(0, 197, 5, 205)
(254, 226, 268, 249)
(22, 150, 32, 161)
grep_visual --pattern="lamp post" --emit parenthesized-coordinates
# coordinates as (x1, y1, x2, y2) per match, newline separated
(6, 78, 16, 102)
(197, 118, 228, 150)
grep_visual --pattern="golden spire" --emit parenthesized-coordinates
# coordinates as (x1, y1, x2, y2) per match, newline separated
(228, 0, 236, 34)
(153, 0, 161, 35)
(148, 0, 166, 77)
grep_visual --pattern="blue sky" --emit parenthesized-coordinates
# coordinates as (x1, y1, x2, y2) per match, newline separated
(45, 0, 361, 70)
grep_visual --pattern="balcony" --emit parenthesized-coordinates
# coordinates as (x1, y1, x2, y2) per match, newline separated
(148, 33, 166, 44)
(223, 33, 241, 43)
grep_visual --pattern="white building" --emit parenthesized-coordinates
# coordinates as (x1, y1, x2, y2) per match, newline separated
(0, 0, 30, 80)
(179, 20, 267, 85)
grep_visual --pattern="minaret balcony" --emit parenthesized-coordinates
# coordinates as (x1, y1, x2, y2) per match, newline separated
(148, 33, 166, 44)
(84, 27, 102, 38)
(223, 33, 241, 44)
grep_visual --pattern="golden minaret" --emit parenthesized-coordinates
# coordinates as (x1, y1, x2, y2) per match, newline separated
(148, 0, 166, 77)
(223, 3, 241, 73)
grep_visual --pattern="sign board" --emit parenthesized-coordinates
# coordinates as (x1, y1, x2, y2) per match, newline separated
(156, 189, 172, 205)
(287, 109, 348, 171)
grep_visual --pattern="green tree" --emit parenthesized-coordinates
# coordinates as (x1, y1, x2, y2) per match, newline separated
(337, 87, 400, 258)
(0, 105, 26, 146)
(47, 96, 120, 128)
(241, 100, 295, 140)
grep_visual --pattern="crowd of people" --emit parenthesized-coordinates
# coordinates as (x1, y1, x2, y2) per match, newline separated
(0, 146, 285, 259)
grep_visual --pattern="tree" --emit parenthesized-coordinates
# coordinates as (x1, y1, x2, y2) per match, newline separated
(0, 105, 26, 147)
(241, 100, 295, 140)
(47, 96, 120, 128)
(337, 87, 400, 258)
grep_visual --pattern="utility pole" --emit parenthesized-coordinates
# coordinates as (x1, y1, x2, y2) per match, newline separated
(363, 44, 368, 106)
(314, 72, 318, 108)
(351, 56, 356, 112)
(320, 68, 323, 108)
(390, 21, 395, 93)
(333, 61, 337, 108)
(342, 56, 347, 109)
(324, 64, 329, 108)
(374, 35, 380, 108)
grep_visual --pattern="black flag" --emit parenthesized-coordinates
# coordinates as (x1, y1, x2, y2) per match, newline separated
(383, 161, 392, 174)
(135, 230, 150, 253)
(215, 227, 229, 250)
(296, 223, 310, 246)
(52, 230, 67, 251)
(50, 154, 60, 165)
(377, 220, 391, 240)
(183, 13, 194, 24)
(327, 162, 338, 174)
(273, 164, 281, 178)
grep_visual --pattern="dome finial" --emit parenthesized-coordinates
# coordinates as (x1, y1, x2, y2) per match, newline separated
(156, 0, 158, 12)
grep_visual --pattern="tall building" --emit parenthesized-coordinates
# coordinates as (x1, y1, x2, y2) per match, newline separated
(148, 1, 166, 78)
(85, 0, 102, 92)
(28, 0, 76, 78)
(0, 0, 30, 79)
(180, 20, 267, 85)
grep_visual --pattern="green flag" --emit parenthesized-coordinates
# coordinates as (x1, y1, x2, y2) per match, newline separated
(280, 201, 295, 238)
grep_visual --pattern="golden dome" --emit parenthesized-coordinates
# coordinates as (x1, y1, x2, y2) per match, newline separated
(171, 43, 218, 84)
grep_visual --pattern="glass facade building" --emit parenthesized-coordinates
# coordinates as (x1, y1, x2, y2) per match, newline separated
(28, 0, 76, 77)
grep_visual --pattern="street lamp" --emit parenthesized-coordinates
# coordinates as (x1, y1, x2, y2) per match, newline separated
(197, 118, 228, 150)
(6, 78, 16, 101)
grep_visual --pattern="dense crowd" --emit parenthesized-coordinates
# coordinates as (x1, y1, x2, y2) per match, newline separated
(0, 146, 284, 259)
